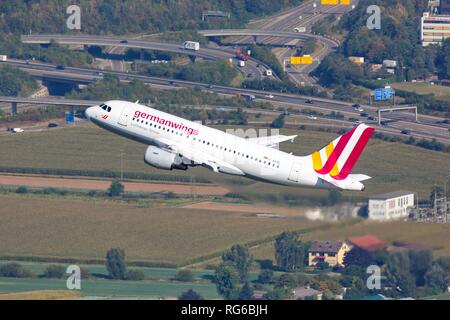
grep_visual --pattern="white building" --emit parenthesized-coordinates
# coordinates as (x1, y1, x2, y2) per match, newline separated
(421, 12, 450, 46)
(368, 191, 415, 221)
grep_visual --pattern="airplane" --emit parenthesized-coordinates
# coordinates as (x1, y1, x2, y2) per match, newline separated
(85, 100, 375, 191)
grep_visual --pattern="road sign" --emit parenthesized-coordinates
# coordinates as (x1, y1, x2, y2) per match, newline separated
(290, 55, 313, 65)
(374, 87, 394, 101)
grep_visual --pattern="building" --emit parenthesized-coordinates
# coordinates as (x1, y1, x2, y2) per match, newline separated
(421, 12, 450, 46)
(368, 191, 415, 221)
(348, 235, 387, 252)
(348, 56, 365, 65)
(252, 290, 268, 300)
(291, 287, 322, 300)
(308, 240, 351, 267)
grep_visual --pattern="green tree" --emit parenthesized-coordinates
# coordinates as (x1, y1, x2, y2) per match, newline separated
(179, 289, 204, 300)
(0, 263, 33, 278)
(222, 244, 253, 282)
(238, 282, 254, 300)
(409, 249, 433, 286)
(275, 232, 305, 272)
(275, 273, 298, 289)
(106, 248, 127, 280)
(270, 114, 285, 129)
(214, 262, 241, 300)
(16, 186, 28, 194)
(174, 269, 195, 282)
(108, 180, 124, 197)
(126, 269, 145, 281)
(257, 269, 274, 284)
(43, 265, 65, 279)
(343, 247, 372, 268)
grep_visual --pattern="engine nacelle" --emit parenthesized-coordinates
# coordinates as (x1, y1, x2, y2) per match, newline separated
(144, 146, 187, 171)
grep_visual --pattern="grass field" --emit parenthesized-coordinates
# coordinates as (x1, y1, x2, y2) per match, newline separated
(0, 290, 81, 300)
(392, 82, 450, 102)
(0, 277, 220, 299)
(0, 193, 324, 264)
(0, 124, 448, 201)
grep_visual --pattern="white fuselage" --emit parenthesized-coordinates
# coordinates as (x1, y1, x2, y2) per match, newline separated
(85, 100, 331, 189)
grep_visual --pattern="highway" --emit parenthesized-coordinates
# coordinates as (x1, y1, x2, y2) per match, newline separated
(21, 34, 265, 81)
(223, 0, 355, 85)
(1, 59, 449, 144)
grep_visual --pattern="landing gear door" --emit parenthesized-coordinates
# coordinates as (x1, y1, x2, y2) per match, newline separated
(118, 104, 132, 126)
(288, 162, 301, 182)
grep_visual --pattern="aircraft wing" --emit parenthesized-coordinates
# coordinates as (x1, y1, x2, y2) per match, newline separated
(247, 135, 297, 148)
(156, 137, 245, 176)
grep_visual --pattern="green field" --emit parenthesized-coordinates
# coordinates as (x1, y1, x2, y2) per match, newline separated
(0, 193, 324, 264)
(0, 277, 220, 299)
(0, 124, 448, 201)
(392, 82, 450, 102)
(0, 261, 221, 299)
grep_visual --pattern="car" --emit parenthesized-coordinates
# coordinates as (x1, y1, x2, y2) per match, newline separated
(448, 128, 450, 132)
(305, 99, 314, 104)
(401, 129, 410, 135)
(352, 104, 361, 109)
(48, 123, 59, 128)
(358, 107, 364, 112)
(360, 112, 369, 117)
(368, 116, 376, 121)
(380, 121, 388, 126)
(207, 84, 214, 89)
(12, 128, 24, 133)
(120, 40, 128, 44)
(308, 115, 318, 120)
(266, 94, 274, 99)
(56, 65, 65, 70)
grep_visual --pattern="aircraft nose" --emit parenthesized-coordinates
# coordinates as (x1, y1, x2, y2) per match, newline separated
(85, 106, 95, 120)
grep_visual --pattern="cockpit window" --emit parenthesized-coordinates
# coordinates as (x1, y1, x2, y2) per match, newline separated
(100, 103, 112, 112)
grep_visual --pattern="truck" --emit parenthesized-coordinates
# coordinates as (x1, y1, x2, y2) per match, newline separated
(12, 128, 24, 133)
(183, 41, 200, 51)
(294, 27, 306, 33)
(242, 94, 256, 102)
(235, 48, 249, 61)
(0, 55, 7, 62)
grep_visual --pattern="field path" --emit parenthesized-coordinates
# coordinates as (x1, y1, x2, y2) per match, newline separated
(0, 175, 229, 195)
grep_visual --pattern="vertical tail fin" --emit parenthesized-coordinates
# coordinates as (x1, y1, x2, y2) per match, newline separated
(311, 124, 374, 181)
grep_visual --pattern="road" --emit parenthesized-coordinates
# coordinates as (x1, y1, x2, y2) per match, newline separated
(21, 34, 265, 80)
(1, 58, 449, 144)
(224, 0, 356, 85)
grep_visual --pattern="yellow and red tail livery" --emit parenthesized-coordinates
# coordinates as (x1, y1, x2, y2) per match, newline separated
(311, 124, 374, 181)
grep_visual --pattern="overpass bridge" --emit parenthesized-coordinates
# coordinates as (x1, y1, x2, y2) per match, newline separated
(198, 29, 339, 47)
(21, 35, 267, 80)
(0, 96, 100, 114)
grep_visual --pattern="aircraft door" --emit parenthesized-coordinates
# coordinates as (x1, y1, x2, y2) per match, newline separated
(288, 162, 301, 182)
(118, 104, 132, 126)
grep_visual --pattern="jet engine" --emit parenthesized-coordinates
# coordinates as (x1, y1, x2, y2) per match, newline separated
(144, 146, 188, 170)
